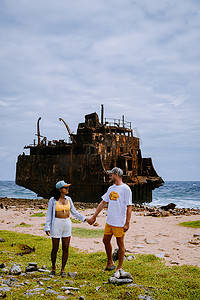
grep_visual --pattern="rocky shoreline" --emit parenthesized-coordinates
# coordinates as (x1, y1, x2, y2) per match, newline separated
(0, 197, 199, 217)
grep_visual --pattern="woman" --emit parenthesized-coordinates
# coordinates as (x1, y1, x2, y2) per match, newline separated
(44, 180, 88, 277)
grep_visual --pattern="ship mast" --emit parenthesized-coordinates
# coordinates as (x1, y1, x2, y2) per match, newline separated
(101, 104, 104, 125)
(37, 117, 41, 145)
(59, 118, 76, 144)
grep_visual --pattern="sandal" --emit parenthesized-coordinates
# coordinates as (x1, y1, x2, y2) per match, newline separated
(104, 265, 116, 271)
(50, 270, 55, 276)
(61, 271, 67, 278)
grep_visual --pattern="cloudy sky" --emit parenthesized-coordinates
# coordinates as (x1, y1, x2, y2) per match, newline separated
(0, 0, 199, 182)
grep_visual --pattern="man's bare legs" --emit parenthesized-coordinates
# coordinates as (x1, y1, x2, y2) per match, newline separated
(116, 234, 125, 270)
(103, 234, 115, 269)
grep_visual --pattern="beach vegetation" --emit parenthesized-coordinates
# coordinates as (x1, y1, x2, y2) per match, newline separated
(15, 223, 32, 227)
(72, 227, 104, 238)
(30, 212, 46, 217)
(179, 220, 200, 228)
(0, 230, 199, 300)
(71, 218, 81, 223)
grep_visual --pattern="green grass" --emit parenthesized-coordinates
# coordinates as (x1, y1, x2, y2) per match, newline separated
(30, 212, 46, 217)
(72, 227, 104, 238)
(179, 220, 200, 228)
(0, 230, 200, 300)
(71, 218, 81, 223)
(15, 223, 32, 227)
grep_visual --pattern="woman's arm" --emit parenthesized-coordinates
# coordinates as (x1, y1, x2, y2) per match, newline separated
(69, 198, 86, 222)
(44, 198, 54, 232)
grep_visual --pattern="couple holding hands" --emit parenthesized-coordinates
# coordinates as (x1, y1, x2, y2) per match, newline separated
(44, 167, 132, 278)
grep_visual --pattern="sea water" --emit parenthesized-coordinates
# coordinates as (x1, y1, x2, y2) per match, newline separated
(0, 181, 200, 209)
(151, 181, 200, 209)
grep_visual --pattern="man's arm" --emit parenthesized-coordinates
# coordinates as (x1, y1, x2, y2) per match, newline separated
(87, 200, 107, 225)
(123, 205, 132, 232)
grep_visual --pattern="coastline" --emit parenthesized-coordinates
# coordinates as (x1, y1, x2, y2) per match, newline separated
(0, 197, 200, 268)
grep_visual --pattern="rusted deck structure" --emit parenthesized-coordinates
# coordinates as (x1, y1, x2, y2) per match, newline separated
(16, 106, 164, 203)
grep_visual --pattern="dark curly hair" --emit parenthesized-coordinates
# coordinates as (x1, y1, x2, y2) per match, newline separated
(49, 187, 61, 201)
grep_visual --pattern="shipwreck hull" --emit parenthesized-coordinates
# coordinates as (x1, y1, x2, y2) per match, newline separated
(16, 108, 164, 203)
(16, 152, 161, 203)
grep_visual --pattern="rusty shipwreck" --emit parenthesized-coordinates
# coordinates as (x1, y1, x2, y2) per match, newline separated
(15, 106, 164, 203)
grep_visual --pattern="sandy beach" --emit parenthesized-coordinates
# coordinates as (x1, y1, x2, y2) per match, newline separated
(0, 198, 199, 268)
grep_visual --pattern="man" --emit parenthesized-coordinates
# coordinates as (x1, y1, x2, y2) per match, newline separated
(88, 167, 132, 277)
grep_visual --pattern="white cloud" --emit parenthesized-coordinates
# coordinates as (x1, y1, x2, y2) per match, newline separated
(0, 0, 199, 180)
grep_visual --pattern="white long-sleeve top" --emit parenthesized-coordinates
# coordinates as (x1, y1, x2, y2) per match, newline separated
(44, 196, 86, 234)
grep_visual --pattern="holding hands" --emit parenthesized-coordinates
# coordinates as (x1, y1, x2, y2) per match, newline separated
(86, 216, 96, 225)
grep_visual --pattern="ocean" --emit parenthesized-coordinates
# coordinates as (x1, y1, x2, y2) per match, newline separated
(0, 181, 200, 209)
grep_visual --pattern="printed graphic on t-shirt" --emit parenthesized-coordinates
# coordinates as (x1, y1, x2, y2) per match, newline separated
(109, 191, 119, 201)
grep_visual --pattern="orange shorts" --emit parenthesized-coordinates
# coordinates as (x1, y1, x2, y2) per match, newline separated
(104, 223, 125, 237)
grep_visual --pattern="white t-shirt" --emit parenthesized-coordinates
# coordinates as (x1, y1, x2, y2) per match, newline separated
(102, 183, 132, 227)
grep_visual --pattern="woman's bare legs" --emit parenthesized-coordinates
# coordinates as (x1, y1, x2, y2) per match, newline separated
(61, 236, 71, 272)
(51, 238, 60, 272)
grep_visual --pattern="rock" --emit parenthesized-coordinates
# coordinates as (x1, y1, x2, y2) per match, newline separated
(65, 290, 73, 295)
(118, 269, 133, 279)
(38, 269, 51, 273)
(61, 287, 80, 291)
(161, 210, 170, 217)
(25, 263, 38, 272)
(112, 249, 119, 261)
(189, 239, 200, 245)
(9, 264, 21, 275)
(37, 280, 44, 285)
(65, 280, 74, 285)
(57, 296, 68, 299)
(38, 205, 45, 209)
(3, 278, 18, 286)
(1, 268, 9, 274)
(193, 233, 200, 238)
(0, 238, 5, 242)
(144, 239, 159, 244)
(109, 269, 133, 285)
(67, 271, 77, 278)
(0, 263, 5, 268)
(45, 289, 57, 294)
(127, 283, 144, 288)
(78, 296, 85, 300)
(0, 287, 11, 292)
(108, 277, 133, 285)
(164, 253, 170, 257)
(28, 262, 38, 267)
(138, 295, 156, 300)
(158, 232, 169, 237)
(133, 244, 144, 248)
(160, 203, 176, 211)
(95, 286, 101, 291)
(155, 253, 165, 259)
(41, 265, 48, 270)
(32, 288, 45, 292)
(170, 261, 179, 265)
(127, 255, 136, 261)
